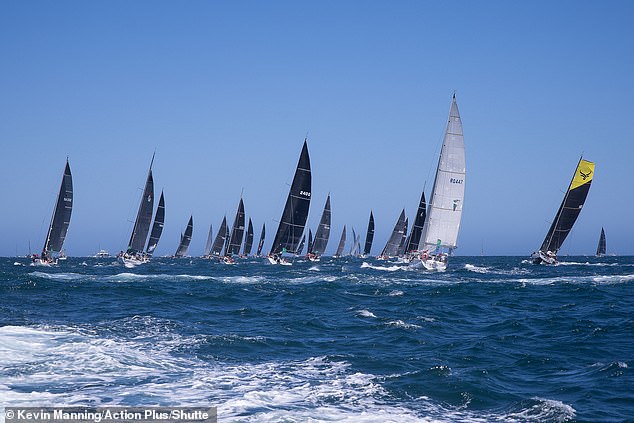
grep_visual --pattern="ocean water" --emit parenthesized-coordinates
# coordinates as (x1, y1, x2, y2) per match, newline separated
(1, 255, 633, 422)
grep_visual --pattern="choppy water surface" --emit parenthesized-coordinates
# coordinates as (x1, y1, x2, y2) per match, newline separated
(1, 256, 633, 422)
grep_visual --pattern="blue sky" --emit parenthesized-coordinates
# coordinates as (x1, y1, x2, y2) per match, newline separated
(1, 1, 633, 257)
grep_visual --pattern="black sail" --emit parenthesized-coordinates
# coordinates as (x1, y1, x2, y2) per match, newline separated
(269, 140, 312, 255)
(335, 225, 346, 257)
(307, 229, 313, 254)
(174, 215, 193, 257)
(145, 191, 165, 256)
(256, 223, 266, 256)
(381, 209, 406, 258)
(227, 198, 246, 256)
(397, 218, 409, 256)
(406, 192, 426, 252)
(363, 211, 375, 256)
(596, 227, 606, 257)
(211, 216, 228, 257)
(127, 157, 155, 254)
(44, 160, 73, 254)
(311, 195, 331, 255)
(539, 159, 595, 254)
(243, 218, 254, 256)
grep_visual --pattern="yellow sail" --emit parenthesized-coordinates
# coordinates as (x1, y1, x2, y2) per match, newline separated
(570, 159, 595, 190)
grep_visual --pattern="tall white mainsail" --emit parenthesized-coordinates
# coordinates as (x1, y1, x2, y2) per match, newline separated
(420, 94, 465, 253)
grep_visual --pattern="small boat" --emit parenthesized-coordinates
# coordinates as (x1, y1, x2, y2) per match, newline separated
(333, 225, 346, 258)
(412, 95, 466, 271)
(32, 159, 73, 266)
(174, 215, 193, 258)
(378, 210, 406, 260)
(307, 195, 331, 261)
(94, 249, 111, 258)
(267, 139, 312, 265)
(596, 227, 606, 257)
(531, 157, 595, 264)
(360, 211, 374, 258)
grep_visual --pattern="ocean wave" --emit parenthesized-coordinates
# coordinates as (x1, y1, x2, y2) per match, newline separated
(28, 272, 85, 281)
(505, 397, 576, 422)
(464, 264, 489, 273)
(361, 262, 407, 272)
(386, 320, 421, 330)
(105, 273, 215, 283)
(356, 309, 377, 318)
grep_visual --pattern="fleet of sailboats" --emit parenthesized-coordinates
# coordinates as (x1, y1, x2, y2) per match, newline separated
(29, 97, 607, 267)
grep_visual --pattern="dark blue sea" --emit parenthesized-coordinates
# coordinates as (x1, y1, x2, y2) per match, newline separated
(1, 256, 633, 422)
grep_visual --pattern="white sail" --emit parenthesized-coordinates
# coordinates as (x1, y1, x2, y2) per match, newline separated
(420, 95, 465, 252)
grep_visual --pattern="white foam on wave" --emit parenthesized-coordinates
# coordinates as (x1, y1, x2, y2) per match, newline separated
(386, 320, 421, 330)
(464, 264, 489, 273)
(13, 262, 24, 266)
(361, 262, 406, 272)
(356, 309, 376, 318)
(388, 290, 404, 296)
(592, 274, 634, 284)
(105, 273, 215, 283)
(308, 266, 320, 271)
(505, 397, 576, 421)
(28, 272, 85, 281)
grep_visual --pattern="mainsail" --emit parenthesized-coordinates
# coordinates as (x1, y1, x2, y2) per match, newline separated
(405, 192, 426, 252)
(269, 140, 312, 255)
(211, 216, 228, 257)
(538, 158, 595, 254)
(363, 211, 374, 256)
(256, 223, 266, 256)
(419, 94, 465, 253)
(145, 191, 165, 256)
(596, 227, 606, 257)
(243, 218, 254, 256)
(43, 159, 73, 255)
(335, 225, 346, 257)
(203, 224, 213, 256)
(310, 195, 331, 255)
(227, 198, 246, 256)
(127, 156, 155, 254)
(174, 215, 193, 257)
(381, 209, 406, 258)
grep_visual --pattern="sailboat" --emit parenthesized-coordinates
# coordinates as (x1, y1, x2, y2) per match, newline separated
(174, 215, 193, 258)
(412, 95, 466, 271)
(378, 209, 406, 260)
(241, 218, 254, 257)
(349, 228, 361, 257)
(396, 218, 409, 257)
(210, 216, 228, 260)
(596, 227, 606, 257)
(267, 139, 312, 265)
(307, 194, 331, 261)
(404, 192, 427, 259)
(145, 191, 165, 257)
(224, 198, 245, 264)
(256, 223, 266, 257)
(531, 158, 595, 264)
(118, 155, 158, 267)
(33, 159, 73, 266)
(334, 226, 346, 258)
(361, 211, 374, 258)
(202, 224, 213, 257)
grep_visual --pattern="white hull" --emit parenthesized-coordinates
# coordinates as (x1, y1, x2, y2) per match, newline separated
(118, 255, 149, 268)
(531, 250, 558, 265)
(408, 253, 447, 271)
(267, 256, 292, 266)
(30, 259, 57, 267)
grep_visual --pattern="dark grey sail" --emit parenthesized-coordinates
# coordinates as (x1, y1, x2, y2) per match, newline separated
(145, 191, 165, 257)
(203, 224, 213, 256)
(596, 227, 606, 257)
(174, 215, 193, 257)
(349, 227, 361, 256)
(43, 159, 73, 255)
(256, 223, 266, 256)
(226, 198, 246, 256)
(127, 156, 155, 254)
(380, 209, 406, 258)
(269, 140, 312, 255)
(311, 195, 331, 256)
(405, 192, 426, 253)
(363, 211, 375, 256)
(211, 216, 228, 257)
(242, 218, 254, 256)
(334, 225, 346, 257)
(307, 229, 313, 254)
(397, 218, 409, 256)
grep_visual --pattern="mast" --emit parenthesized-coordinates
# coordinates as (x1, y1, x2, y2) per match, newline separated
(311, 194, 331, 255)
(242, 218, 254, 256)
(174, 215, 193, 257)
(226, 198, 246, 256)
(539, 158, 595, 254)
(256, 223, 266, 256)
(269, 140, 312, 255)
(145, 191, 165, 256)
(127, 154, 155, 254)
(420, 94, 466, 253)
(363, 211, 375, 256)
(43, 159, 73, 255)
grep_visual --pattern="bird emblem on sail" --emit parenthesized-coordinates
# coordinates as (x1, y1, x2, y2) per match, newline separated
(580, 170, 592, 180)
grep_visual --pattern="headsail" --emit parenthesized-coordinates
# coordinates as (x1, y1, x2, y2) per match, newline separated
(380, 209, 406, 258)
(145, 191, 165, 256)
(363, 211, 374, 256)
(406, 192, 426, 253)
(227, 198, 246, 256)
(307, 229, 314, 254)
(335, 226, 346, 257)
(174, 215, 193, 257)
(269, 140, 312, 255)
(538, 158, 595, 255)
(596, 227, 606, 257)
(256, 223, 266, 256)
(203, 224, 213, 257)
(420, 95, 465, 253)
(211, 216, 228, 257)
(43, 159, 73, 255)
(127, 156, 155, 254)
(397, 218, 409, 256)
(243, 218, 254, 256)
(310, 194, 331, 255)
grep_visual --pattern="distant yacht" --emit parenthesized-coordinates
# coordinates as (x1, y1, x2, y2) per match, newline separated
(595, 227, 606, 257)
(95, 249, 111, 258)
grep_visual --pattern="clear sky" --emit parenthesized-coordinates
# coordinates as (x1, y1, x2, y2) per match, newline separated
(1, 1, 633, 257)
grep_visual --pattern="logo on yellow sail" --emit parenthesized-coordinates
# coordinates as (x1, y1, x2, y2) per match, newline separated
(570, 160, 595, 190)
